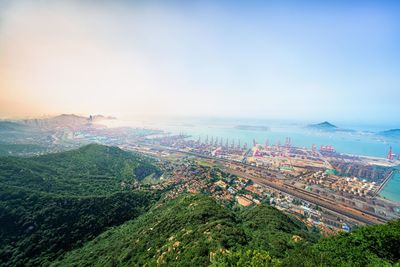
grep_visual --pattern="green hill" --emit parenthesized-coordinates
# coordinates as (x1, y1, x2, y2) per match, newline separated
(0, 188, 156, 267)
(0, 144, 162, 196)
(0, 144, 162, 266)
(52, 194, 318, 267)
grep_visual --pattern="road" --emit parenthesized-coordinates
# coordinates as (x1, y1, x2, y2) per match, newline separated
(156, 145, 386, 225)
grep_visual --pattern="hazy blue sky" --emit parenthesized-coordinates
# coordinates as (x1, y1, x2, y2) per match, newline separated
(0, 0, 399, 124)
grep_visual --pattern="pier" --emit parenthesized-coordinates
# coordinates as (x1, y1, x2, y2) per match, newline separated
(374, 170, 395, 196)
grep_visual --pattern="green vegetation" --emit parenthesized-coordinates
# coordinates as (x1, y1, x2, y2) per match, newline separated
(211, 215, 400, 267)
(0, 144, 162, 266)
(211, 249, 280, 267)
(52, 194, 318, 267)
(283, 219, 400, 266)
(0, 144, 162, 196)
(53, 194, 400, 267)
(239, 205, 319, 258)
(0, 188, 155, 266)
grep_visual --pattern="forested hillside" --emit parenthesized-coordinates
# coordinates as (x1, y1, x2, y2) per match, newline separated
(52, 194, 320, 267)
(53, 193, 400, 267)
(281, 219, 400, 266)
(0, 144, 162, 196)
(0, 144, 162, 266)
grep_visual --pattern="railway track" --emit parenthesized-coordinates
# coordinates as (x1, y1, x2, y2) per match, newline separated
(153, 145, 387, 225)
(249, 176, 385, 225)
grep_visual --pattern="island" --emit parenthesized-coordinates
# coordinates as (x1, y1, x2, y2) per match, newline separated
(307, 121, 354, 132)
(307, 121, 338, 131)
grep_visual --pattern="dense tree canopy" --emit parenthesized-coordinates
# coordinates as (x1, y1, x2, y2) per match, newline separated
(0, 144, 162, 196)
(52, 194, 400, 267)
(0, 144, 162, 266)
(52, 194, 319, 267)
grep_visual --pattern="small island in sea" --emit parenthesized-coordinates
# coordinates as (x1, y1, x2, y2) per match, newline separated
(307, 121, 354, 132)
(307, 121, 338, 130)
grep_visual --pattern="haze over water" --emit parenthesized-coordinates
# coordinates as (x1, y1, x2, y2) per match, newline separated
(109, 117, 400, 159)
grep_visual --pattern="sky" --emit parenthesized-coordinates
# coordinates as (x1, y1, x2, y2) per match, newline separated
(0, 0, 399, 124)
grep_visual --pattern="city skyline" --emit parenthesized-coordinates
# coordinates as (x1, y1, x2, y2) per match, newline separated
(0, 1, 399, 124)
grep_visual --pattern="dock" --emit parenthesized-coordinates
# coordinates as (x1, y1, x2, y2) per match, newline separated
(374, 170, 395, 196)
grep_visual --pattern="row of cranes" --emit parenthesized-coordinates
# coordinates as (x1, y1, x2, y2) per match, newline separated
(198, 136, 247, 150)
(195, 136, 294, 151)
(194, 135, 342, 159)
(179, 133, 396, 161)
